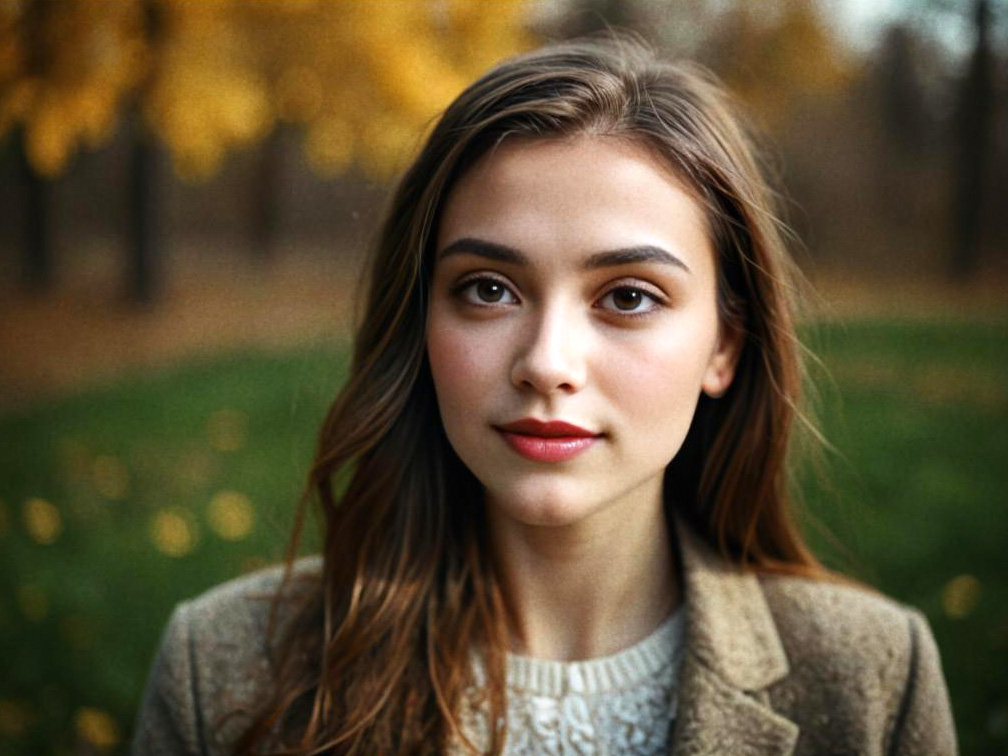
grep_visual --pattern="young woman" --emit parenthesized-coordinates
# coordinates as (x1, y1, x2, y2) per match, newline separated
(132, 34, 957, 756)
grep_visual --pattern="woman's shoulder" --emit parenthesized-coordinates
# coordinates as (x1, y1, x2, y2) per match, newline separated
(756, 572, 956, 755)
(759, 570, 923, 649)
(131, 557, 322, 756)
(180, 555, 322, 640)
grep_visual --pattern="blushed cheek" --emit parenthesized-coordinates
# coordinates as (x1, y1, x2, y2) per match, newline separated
(427, 322, 485, 421)
(606, 335, 711, 446)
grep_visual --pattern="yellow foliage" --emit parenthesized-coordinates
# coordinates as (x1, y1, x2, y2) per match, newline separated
(0, 0, 534, 179)
(712, 0, 852, 126)
(0, 0, 145, 175)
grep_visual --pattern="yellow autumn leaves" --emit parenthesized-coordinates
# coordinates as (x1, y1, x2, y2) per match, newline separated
(0, 0, 146, 175)
(0, 0, 534, 180)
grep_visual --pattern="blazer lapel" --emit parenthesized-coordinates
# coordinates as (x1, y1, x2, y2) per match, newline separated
(670, 518, 799, 756)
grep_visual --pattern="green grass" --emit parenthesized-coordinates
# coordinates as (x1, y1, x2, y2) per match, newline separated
(0, 319, 1006, 755)
(800, 319, 1008, 755)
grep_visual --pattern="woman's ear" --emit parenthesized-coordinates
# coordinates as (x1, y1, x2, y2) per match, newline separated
(701, 319, 743, 398)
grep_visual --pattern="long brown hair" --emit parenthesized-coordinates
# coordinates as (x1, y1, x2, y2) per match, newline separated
(235, 32, 824, 756)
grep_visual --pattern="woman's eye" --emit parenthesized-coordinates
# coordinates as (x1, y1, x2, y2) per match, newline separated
(457, 277, 517, 306)
(598, 286, 661, 315)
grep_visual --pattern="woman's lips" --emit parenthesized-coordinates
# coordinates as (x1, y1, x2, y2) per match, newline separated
(494, 419, 600, 463)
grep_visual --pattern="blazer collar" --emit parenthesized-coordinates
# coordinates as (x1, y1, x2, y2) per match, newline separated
(670, 516, 799, 756)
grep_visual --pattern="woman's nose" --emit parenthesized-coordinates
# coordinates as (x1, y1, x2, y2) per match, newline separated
(510, 305, 588, 395)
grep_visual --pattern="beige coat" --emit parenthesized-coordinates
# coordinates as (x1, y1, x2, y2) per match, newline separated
(131, 519, 957, 755)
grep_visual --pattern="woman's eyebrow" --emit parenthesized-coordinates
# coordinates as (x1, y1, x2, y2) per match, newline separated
(438, 238, 528, 265)
(437, 237, 691, 273)
(584, 246, 691, 273)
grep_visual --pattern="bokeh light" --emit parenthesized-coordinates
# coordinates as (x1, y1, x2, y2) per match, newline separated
(207, 490, 255, 541)
(22, 497, 62, 545)
(74, 707, 120, 751)
(149, 507, 199, 557)
(942, 574, 982, 619)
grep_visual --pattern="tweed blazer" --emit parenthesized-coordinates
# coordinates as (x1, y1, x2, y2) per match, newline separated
(131, 518, 958, 755)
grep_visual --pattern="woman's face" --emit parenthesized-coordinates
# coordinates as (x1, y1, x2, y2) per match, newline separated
(426, 136, 738, 530)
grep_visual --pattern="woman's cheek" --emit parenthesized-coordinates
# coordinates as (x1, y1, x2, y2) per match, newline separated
(605, 330, 710, 442)
(428, 322, 491, 418)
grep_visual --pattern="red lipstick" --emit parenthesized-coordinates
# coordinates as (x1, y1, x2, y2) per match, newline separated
(494, 419, 600, 463)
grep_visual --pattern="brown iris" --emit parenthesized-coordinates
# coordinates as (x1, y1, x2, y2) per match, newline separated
(477, 280, 506, 302)
(611, 288, 642, 310)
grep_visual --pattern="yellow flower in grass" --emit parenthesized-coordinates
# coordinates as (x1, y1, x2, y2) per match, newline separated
(942, 574, 981, 620)
(23, 497, 61, 545)
(150, 507, 198, 557)
(207, 491, 255, 541)
(74, 707, 120, 751)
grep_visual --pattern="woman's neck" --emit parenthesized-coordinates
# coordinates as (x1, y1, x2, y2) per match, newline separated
(487, 487, 679, 662)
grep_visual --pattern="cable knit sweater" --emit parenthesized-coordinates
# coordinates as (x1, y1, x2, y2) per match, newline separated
(452, 608, 685, 755)
(130, 517, 958, 755)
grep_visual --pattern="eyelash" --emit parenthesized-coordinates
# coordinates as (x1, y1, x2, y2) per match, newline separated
(450, 274, 667, 319)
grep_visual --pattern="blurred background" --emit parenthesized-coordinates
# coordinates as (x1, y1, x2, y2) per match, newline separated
(0, 0, 1005, 754)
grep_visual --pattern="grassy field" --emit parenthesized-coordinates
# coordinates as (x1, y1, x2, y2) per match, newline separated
(0, 318, 1006, 755)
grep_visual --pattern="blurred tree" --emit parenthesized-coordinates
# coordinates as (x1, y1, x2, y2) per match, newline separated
(864, 21, 949, 240)
(878, 24, 932, 157)
(905, 0, 1005, 277)
(700, 0, 854, 127)
(0, 0, 145, 292)
(0, 0, 145, 176)
(127, 0, 164, 305)
(0, 0, 533, 298)
(951, 0, 995, 279)
(252, 125, 283, 259)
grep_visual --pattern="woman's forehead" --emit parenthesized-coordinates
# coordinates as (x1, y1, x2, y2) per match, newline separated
(435, 135, 714, 278)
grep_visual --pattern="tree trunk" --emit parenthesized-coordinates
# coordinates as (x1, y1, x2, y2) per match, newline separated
(20, 0, 54, 292)
(125, 0, 165, 305)
(950, 0, 992, 280)
(127, 115, 160, 305)
(252, 126, 283, 260)
(19, 131, 53, 292)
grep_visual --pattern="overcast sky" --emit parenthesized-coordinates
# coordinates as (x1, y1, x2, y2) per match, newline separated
(827, 0, 977, 54)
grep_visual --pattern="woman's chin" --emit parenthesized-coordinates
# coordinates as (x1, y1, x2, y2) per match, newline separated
(485, 486, 598, 529)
